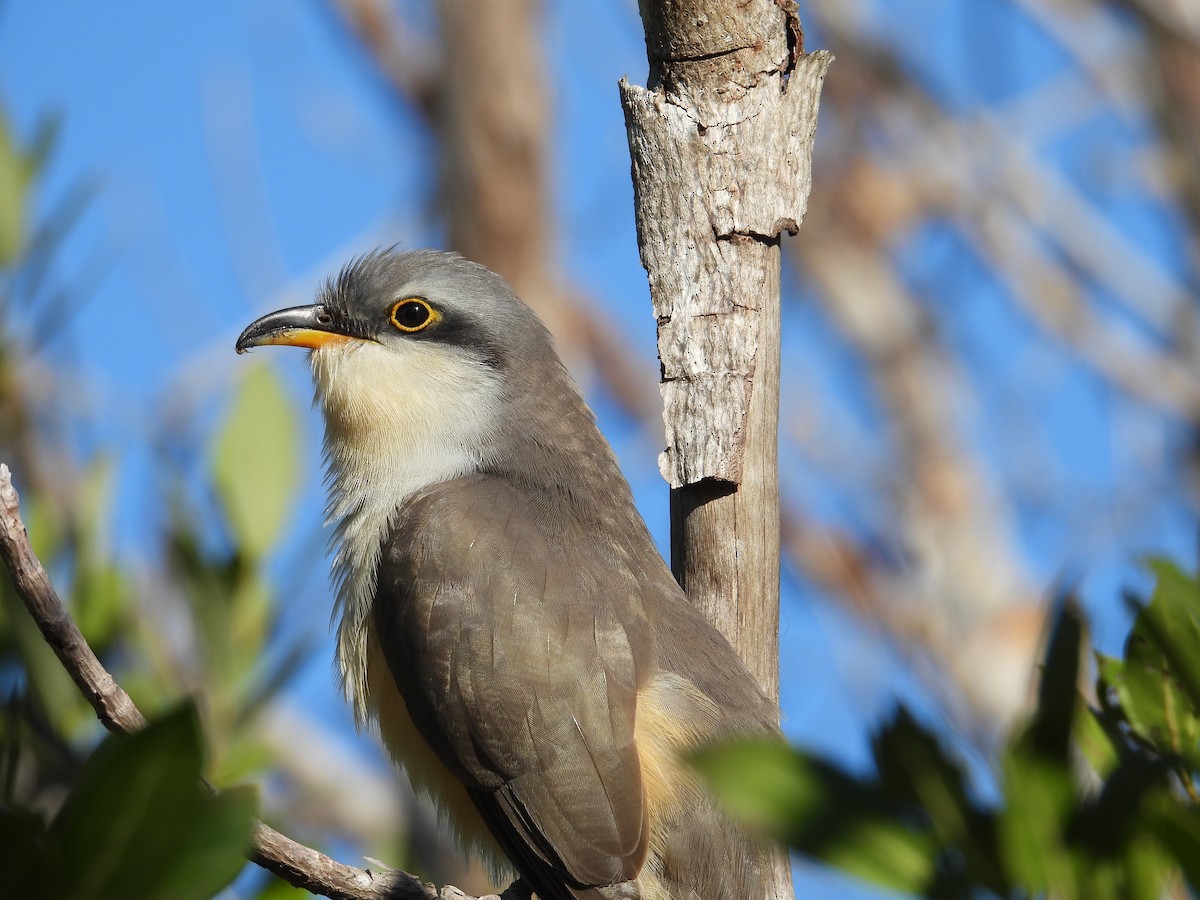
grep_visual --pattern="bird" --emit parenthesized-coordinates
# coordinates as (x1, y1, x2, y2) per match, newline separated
(236, 249, 780, 900)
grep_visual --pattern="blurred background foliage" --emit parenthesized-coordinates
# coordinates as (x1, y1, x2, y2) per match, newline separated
(0, 118, 305, 892)
(696, 562, 1200, 898)
(0, 1, 1198, 898)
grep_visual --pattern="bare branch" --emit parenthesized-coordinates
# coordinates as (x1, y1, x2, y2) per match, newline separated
(0, 462, 505, 900)
(0, 464, 146, 735)
(1114, 0, 1200, 46)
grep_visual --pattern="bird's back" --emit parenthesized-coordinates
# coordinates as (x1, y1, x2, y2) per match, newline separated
(371, 473, 778, 900)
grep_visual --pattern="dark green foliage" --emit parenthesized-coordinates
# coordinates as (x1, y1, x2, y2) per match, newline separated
(692, 738, 938, 893)
(695, 564, 1200, 898)
(0, 703, 257, 900)
(0, 100, 309, 898)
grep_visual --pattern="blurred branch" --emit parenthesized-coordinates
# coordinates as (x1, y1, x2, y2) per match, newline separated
(1114, 0, 1200, 45)
(780, 509, 887, 619)
(967, 187, 1200, 419)
(813, 8, 1200, 400)
(435, 0, 558, 322)
(778, 3, 1200, 726)
(979, 119, 1192, 343)
(790, 223, 1041, 724)
(258, 702, 407, 847)
(326, 0, 438, 119)
(926, 112, 1200, 419)
(433, 0, 658, 422)
(1009, 0, 1141, 114)
(0, 463, 508, 900)
(1112, 0, 1200, 369)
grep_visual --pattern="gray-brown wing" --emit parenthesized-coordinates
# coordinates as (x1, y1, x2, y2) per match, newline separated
(373, 475, 656, 897)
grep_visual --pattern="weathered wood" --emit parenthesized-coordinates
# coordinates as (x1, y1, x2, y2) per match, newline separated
(621, 0, 829, 701)
(622, 5, 829, 898)
(665, 246, 783, 697)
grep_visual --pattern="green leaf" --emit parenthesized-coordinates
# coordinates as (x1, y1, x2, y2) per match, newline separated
(0, 805, 64, 897)
(1029, 599, 1085, 761)
(1075, 694, 1119, 779)
(872, 708, 1007, 894)
(1134, 560, 1200, 727)
(53, 702, 257, 900)
(1099, 564, 1200, 762)
(212, 733, 276, 787)
(1067, 753, 1167, 858)
(151, 784, 256, 899)
(73, 561, 129, 648)
(1116, 832, 1175, 900)
(1, 580, 91, 737)
(22, 491, 65, 563)
(998, 601, 1086, 895)
(73, 458, 129, 647)
(692, 739, 936, 893)
(211, 363, 300, 558)
(25, 111, 62, 176)
(0, 106, 31, 265)
(1142, 789, 1200, 890)
(229, 569, 272, 655)
(998, 748, 1077, 896)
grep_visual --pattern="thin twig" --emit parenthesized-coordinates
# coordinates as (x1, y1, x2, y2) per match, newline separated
(0, 462, 508, 900)
(0, 465, 147, 735)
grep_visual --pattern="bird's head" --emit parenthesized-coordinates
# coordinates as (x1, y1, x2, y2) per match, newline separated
(235, 249, 567, 503)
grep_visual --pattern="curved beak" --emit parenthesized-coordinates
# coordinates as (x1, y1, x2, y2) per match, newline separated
(236, 304, 355, 354)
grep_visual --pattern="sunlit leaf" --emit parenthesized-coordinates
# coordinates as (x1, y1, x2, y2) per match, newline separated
(1134, 560, 1200, 725)
(230, 569, 272, 655)
(0, 107, 30, 265)
(22, 492, 64, 563)
(1075, 694, 1119, 780)
(72, 458, 128, 646)
(1143, 791, 1200, 891)
(211, 363, 300, 559)
(998, 748, 1076, 895)
(213, 732, 276, 787)
(1098, 563, 1200, 763)
(1117, 832, 1176, 900)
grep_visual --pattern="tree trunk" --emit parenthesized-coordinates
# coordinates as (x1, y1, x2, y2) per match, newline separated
(621, 2, 830, 897)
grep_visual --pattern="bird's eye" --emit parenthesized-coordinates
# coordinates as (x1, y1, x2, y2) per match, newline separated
(390, 298, 437, 333)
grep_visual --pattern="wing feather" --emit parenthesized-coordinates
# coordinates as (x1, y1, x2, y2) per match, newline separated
(373, 475, 654, 896)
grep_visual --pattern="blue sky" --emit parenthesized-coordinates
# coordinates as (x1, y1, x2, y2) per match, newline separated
(2, 2, 1194, 898)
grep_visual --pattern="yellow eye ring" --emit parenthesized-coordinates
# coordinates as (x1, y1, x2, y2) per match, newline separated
(390, 297, 439, 333)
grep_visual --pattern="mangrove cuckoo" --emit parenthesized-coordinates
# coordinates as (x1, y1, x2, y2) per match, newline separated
(236, 249, 778, 900)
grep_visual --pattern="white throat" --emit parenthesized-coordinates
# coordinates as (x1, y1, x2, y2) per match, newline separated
(311, 339, 503, 719)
